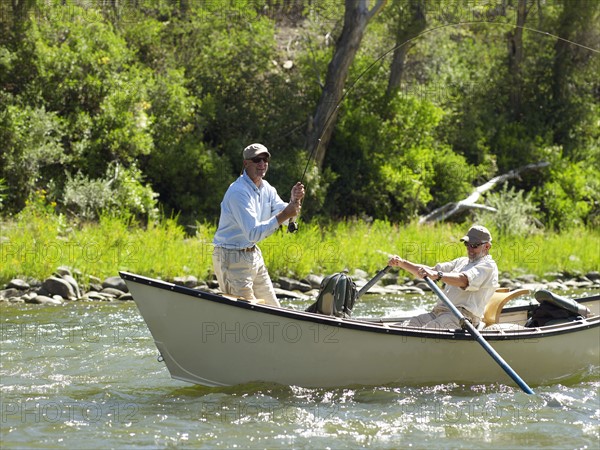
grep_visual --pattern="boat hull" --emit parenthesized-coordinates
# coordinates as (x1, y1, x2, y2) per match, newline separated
(121, 272, 600, 388)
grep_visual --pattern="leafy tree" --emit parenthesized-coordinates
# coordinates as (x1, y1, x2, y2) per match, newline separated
(0, 177, 6, 210)
(384, 0, 426, 98)
(534, 157, 600, 230)
(0, 102, 66, 211)
(306, 0, 386, 169)
(550, 0, 600, 158)
(325, 92, 477, 222)
(1, 0, 598, 231)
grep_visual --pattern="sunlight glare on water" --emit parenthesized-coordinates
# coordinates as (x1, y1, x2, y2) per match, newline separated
(1, 295, 598, 449)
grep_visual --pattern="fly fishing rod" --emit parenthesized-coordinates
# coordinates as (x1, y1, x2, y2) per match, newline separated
(287, 139, 319, 233)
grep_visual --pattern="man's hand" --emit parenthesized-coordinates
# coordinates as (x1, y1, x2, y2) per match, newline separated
(277, 200, 302, 225)
(417, 267, 437, 279)
(290, 182, 305, 203)
(388, 255, 405, 267)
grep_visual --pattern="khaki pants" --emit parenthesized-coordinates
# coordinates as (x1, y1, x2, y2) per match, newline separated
(212, 246, 280, 307)
(404, 305, 480, 329)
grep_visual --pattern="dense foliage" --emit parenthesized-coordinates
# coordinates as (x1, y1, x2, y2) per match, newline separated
(1, 0, 598, 230)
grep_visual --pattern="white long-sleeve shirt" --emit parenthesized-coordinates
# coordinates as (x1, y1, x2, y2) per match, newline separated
(213, 171, 287, 249)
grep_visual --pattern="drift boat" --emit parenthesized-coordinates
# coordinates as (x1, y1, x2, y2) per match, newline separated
(120, 271, 599, 388)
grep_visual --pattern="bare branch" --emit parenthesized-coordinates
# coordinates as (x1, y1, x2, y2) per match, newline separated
(419, 161, 550, 224)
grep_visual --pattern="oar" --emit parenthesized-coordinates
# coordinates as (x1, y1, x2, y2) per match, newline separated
(423, 276, 535, 395)
(357, 266, 391, 299)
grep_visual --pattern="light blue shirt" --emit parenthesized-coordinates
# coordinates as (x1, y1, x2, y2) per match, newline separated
(213, 171, 288, 249)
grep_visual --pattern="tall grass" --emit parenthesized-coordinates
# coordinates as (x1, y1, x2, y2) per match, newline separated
(1, 207, 598, 286)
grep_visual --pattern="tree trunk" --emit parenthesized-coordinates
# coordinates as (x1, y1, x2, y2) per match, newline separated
(506, 0, 528, 118)
(305, 0, 386, 170)
(386, 0, 426, 98)
(551, 0, 598, 152)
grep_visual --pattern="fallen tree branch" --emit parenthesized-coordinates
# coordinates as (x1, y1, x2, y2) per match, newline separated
(419, 161, 550, 224)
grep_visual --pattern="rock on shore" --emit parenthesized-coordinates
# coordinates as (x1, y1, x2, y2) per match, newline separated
(1, 267, 599, 305)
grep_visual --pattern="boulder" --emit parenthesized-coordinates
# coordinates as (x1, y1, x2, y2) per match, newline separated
(302, 274, 323, 289)
(102, 276, 128, 292)
(7, 279, 30, 290)
(21, 293, 37, 302)
(1, 288, 25, 300)
(173, 275, 199, 288)
(61, 274, 81, 298)
(352, 268, 368, 279)
(206, 279, 220, 289)
(585, 271, 600, 282)
(41, 276, 76, 300)
(29, 295, 63, 305)
(357, 285, 387, 296)
(101, 287, 126, 297)
(277, 277, 312, 293)
(516, 274, 538, 283)
(55, 266, 72, 277)
(395, 285, 426, 296)
(88, 283, 103, 292)
(81, 292, 110, 301)
(274, 287, 309, 300)
(380, 272, 399, 286)
(547, 281, 568, 291)
(415, 281, 431, 291)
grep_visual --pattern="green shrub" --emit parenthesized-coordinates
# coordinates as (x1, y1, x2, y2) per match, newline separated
(535, 159, 600, 230)
(475, 183, 540, 238)
(328, 95, 478, 222)
(62, 163, 158, 222)
(0, 102, 66, 212)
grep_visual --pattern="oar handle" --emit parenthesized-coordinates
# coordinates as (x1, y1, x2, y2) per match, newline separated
(424, 276, 535, 395)
(357, 266, 391, 299)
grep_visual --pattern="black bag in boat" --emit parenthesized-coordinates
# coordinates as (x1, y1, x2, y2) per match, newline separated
(525, 290, 591, 327)
(306, 272, 358, 318)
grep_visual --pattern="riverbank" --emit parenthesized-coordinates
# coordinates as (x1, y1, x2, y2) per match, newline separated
(2, 264, 599, 306)
(2, 213, 599, 285)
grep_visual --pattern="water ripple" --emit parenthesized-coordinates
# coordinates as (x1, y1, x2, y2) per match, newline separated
(1, 298, 599, 449)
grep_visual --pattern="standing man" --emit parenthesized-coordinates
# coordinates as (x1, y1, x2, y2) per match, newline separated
(388, 225, 499, 329)
(213, 143, 305, 307)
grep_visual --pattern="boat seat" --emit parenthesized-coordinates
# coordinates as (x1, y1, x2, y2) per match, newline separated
(482, 288, 530, 327)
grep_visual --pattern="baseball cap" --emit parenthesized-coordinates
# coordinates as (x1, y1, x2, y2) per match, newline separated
(460, 225, 492, 244)
(243, 143, 271, 160)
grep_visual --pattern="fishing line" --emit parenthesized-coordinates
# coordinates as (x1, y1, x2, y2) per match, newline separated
(287, 18, 598, 233)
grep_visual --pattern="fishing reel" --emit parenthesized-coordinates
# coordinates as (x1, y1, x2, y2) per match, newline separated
(288, 221, 298, 233)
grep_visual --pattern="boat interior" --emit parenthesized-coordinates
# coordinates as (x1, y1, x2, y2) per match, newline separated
(357, 288, 600, 334)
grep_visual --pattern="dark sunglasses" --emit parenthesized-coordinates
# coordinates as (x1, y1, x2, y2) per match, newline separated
(250, 156, 269, 164)
(464, 242, 486, 249)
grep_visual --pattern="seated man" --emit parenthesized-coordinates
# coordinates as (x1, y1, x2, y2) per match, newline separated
(388, 225, 499, 329)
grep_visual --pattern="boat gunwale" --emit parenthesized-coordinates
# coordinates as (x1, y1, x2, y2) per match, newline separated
(120, 271, 600, 342)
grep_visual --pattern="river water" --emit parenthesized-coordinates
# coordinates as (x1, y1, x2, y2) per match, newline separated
(1, 292, 598, 449)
